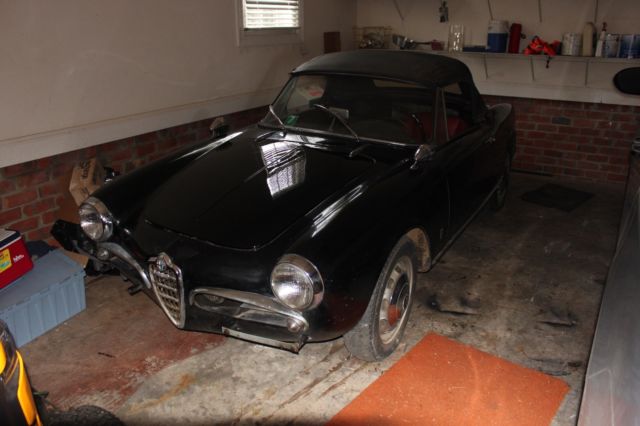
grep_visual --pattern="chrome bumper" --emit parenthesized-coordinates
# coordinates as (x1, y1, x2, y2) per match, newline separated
(190, 287, 309, 352)
(222, 328, 306, 353)
(95, 243, 309, 352)
(97, 242, 152, 289)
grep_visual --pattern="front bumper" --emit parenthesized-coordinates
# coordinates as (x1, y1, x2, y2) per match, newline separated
(51, 221, 310, 352)
(102, 242, 311, 351)
(107, 244, 310, 351)
(189, 287, 309, 352)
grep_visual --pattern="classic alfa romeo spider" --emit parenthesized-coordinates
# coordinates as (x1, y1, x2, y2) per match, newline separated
(53, 50, 515, 361)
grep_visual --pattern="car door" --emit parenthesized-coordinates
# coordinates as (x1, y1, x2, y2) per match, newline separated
(433, 84, 497, 234)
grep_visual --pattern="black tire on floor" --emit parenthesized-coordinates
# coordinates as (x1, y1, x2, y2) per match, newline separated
(344, 236, 417, 362)
(47, 405, 124, 426)
(490, 156, 511, 211)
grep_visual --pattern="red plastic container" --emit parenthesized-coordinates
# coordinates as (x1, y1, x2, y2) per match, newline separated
(508, 23, 523, 53)
(0, 229, 33, 289)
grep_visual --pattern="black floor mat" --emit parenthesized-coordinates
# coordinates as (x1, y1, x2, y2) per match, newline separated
(521, 183, 594, 212)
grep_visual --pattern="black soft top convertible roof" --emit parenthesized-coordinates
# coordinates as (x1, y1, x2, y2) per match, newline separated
(292, 50, 474, 88)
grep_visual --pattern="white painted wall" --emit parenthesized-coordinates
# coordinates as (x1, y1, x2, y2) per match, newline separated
(0, 0, 356, 168)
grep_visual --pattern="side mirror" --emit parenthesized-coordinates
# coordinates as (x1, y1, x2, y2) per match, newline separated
(410, 144, 434, 170)
(210, 117, 229, 139)
(614, 67, 640, 95)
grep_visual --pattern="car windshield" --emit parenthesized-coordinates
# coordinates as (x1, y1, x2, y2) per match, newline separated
(262, 74, 436, 145)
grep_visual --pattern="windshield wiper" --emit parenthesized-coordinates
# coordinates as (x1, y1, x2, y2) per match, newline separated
(313, 104, 360, 145)
(348, 143, 371, 158)
(268, 104, 287, 135)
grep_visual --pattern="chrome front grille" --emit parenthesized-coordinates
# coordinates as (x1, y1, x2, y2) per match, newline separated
(149, 253, 184, 327)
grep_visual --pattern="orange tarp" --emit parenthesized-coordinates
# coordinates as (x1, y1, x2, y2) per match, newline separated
(328, 333, 569, 426)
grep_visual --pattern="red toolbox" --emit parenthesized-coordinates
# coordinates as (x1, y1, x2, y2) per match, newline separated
(0, 229, 33, 289)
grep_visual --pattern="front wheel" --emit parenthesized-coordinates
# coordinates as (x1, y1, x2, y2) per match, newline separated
(344, 236, 417, 361)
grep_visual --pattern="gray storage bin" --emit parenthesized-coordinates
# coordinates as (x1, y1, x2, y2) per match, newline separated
(0, 250, 86, 347)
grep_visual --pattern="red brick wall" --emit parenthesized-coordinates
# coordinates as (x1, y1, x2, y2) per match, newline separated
(0, 106, 267, 243)
(2, 98, 639, 243)
(484, 95, 640, 183)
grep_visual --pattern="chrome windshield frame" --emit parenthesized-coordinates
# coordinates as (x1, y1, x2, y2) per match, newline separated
(257, 122, 419, 150)
(261, 73, 437, 149)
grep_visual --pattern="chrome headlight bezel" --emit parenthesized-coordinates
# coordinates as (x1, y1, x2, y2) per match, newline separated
(78, 196, 114, 242)
(271, 254, 324, 311)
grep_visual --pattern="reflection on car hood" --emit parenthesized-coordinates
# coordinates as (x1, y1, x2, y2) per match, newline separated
(143, 130, 378, 249)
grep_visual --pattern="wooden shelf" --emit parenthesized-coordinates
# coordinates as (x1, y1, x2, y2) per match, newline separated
(441, 51, 640, 64)
(432, 51, 640, 105)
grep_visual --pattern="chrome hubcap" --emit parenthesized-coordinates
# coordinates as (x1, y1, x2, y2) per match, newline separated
(378, 256, 414, 345)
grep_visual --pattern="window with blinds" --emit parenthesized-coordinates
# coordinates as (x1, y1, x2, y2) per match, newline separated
(243, 0, 301, 30)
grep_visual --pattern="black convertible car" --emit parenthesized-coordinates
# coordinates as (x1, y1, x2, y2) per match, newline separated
(53, 50, 515, 361)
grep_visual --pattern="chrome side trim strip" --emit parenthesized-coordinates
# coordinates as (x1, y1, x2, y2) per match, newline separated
(190, 287, 309, 331)
(311, 184, 366, 237)
(98, 242, 152, 289)
(221, 327, 305, 353)
(432, 179, 501, 265)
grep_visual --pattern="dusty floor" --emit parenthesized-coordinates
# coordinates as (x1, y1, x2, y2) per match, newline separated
(22, 173, 623, 425)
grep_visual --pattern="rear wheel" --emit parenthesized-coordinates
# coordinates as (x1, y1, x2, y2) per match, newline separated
(490, 156, 511, 211)
(344, 236, 417, 361)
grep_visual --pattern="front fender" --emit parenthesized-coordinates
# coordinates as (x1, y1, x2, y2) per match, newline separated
(287, 161, 439, 341)
(92, 136, 222, 228)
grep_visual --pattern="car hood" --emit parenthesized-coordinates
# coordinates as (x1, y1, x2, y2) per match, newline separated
(142, 130, 379, 249)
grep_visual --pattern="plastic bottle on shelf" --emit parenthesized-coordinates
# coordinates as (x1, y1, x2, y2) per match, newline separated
(594, 22, 607, 57)
(487, 20, 509, 53)
(508, 23, 523, 53)
(582, 22, 595, 56)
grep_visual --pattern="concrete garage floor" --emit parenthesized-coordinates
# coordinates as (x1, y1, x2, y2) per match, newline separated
(22, 173, 623, 425)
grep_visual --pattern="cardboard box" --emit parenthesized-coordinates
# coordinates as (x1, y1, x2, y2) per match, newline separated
(69, 158, 106, 206)
(0, 229, 34, 290)
(56, 169, 91, 267)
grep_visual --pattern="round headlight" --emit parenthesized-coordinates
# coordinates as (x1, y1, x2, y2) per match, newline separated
(271, 254, 324, 311)
(79, 197, 114, 242)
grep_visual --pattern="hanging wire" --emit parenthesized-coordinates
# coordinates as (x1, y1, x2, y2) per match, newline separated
(487, 0, 494, 20)
(439, 1, 449, 22)
(538, 0, 542, 22)
(392, 0, 405, 21)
